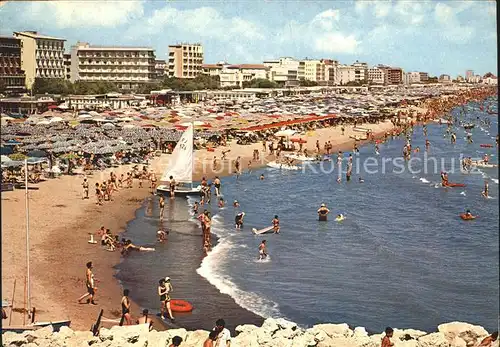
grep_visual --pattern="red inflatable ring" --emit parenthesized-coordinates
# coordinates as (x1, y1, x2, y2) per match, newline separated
(460, 214, 477, 221)
(169, 299, 193, 312)
(480, 144, 493, 148)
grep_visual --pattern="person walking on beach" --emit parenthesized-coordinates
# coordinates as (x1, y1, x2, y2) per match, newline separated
(95, 183, 103, 205)
(213, 318, 231, 347)
(159, 195, 166, 220)
(119, 289, 132, 326)
(77, 261, 97, 305)
(136, 309, 153, 330)
(169, 176, 176, 199)
(82, 177, 89, 199)
(381, 327, 394, 347)
(214, 176, 221, 197)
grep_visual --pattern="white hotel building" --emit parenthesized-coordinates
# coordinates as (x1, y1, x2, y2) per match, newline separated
(13, 31, 66, 89)
(70, 42, 156, 90)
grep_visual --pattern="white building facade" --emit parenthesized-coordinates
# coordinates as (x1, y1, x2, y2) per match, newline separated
(338, 65, 356, 85)
(367, 68, 385, 85)
(13, 31, 66, 88)
(70, 42, 156, 90)
(219, 64, 268, 88)
(264, 57, 300, 87)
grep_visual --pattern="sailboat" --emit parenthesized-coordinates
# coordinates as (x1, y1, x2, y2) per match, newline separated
(157, 124, 202, 196)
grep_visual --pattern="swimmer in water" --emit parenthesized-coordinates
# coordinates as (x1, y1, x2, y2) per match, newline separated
(157, 229, 167, 243)
(375, 144, 380, 155)
(464, 209, 473, 218)
(336, 177, 341, 183)
(218, 198, 225, 208)
(260, 174, 265, 180)
(317, 203, 330, 221)
(451, 132, 456, 144)
(235, 212, 245, 229)
(193, 201, 199, 214)
(483, 154, 489, 164)
(482, 180, 489, 198)
(425, 139, 430, 151)
(272, 215, 280, 234)
(159, 195, 166, 220)
(233, 200, 240, 208)
(358, 177, 364, 183)
(258, 240, 267, 260)
(414, 146, 420, 153)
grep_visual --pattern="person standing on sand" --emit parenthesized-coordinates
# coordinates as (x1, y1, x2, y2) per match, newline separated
(95, 183, 103, 205)
(82, 178, 89, 199)
(77, 261, 97, 305)
(381, 327, 394, 347)
(119, 289, 132, 326)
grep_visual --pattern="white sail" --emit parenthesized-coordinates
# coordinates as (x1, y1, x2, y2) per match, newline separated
(161, 124, 194, 183)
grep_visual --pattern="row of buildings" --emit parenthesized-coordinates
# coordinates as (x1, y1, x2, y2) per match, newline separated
(0, 31, 496, 95)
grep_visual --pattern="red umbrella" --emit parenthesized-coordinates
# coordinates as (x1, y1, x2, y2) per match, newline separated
(291, 138, 307, 144)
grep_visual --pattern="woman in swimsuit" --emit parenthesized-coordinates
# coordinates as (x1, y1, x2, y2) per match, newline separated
(158, 279, 168, 319)
(272, 215, 280, 234)
(120, 289, 132, 325)
(213, 177, 221, 197)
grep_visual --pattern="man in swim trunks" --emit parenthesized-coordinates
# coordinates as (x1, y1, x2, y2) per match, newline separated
(272, 215, 280, 234)
(482, 180, 489, 198)
(317, 203, 329, 221)
(169, 176, 176, 199)
(259, 240, 267, 260)
(82, 177, 89, 199)
(235, 212, 245, 229)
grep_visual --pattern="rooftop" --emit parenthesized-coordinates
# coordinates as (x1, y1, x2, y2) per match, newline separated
(226, 64, 268, 70)
(74, 42, 154, 51)
(13, 31, 66, 41)
(202, 64, 223, 69)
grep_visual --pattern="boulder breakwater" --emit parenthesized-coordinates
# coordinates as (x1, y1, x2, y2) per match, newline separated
(1, 319, 497, 347)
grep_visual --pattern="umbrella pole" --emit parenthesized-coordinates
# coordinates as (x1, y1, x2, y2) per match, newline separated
(24, 159, 31, 318)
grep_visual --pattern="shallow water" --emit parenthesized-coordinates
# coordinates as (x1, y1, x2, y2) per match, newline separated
(118, 97, 499, 332)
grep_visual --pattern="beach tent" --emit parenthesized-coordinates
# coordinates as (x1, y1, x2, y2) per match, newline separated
(27, 150, 48, 158)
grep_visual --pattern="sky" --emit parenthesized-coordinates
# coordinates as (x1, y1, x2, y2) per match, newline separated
(0, 0, 497, 76)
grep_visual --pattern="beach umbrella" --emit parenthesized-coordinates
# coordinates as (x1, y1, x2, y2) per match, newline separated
(1, 115, 15, 121)
(4, 139, 22, 146)
(2, 146, 17, 155)
(1, 155, 12, 163)
(78, 114, 93, 119)
(49, 117, 64, 123)
(37, 120, 50, 125)
(9, 153, 27, 161)
(102, 123, 116, 129)
(27, 150, 48, 158)
(88, 111, 100, 117)
(123, 124, 135, 129)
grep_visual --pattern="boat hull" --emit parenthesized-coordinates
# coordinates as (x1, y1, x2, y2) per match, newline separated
(157, 185, 202, 196)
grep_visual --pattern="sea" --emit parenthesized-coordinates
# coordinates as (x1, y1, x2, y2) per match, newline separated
(116, 97, 499, 333)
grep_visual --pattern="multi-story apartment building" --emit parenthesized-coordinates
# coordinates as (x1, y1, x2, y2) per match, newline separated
(377, 65, 403, 85)
(264, 57, 300, 87)
(63, 53, 71, 80)
(13, 31, 65, 88)
(408, 71, 421, 84)
(322, 59, 338, 86)
(302, 60, 326, 82)
(0, 36, 26, 94)
(352, 61, 368, 83)
(337, 65, 356, 85)
(155, 59, 167, 79)
(70, 42, 156, 90)
(419, 72, 429, 82)
(219, 64, 268, 88)
(168, 43, 203, 79)
(367, 67, 385, 85)
(456, 75, 465, 82)
(465, 70, 474, 82)
(202, 62, 225, 77)
(438, 74, 452, 83)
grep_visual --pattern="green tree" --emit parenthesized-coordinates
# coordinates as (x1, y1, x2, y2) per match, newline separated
(299, 79, 318, 87)
(136, 82, 162, 94)
(161, 75, 220, 91)
(33, 78, 73, 95)
(242, 78, 278, 89)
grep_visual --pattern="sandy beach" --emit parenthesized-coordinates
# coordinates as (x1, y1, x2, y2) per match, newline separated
(1, 119, 394, 331)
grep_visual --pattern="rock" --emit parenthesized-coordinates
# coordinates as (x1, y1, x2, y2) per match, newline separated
(33, 326, 54, 340)
(255, 327, 275, 346)
(438, 322, 489, 346)
(99, 328, 114, 341)
(418, 332, 451, 347)
(393, 328, 428, 340)
(450, 336, 467, 347)
(235, 324, 259, 335)
(165, 328, 188, 343)
(2, 332, 28, 346)
(232, 331, 260, 347)
(273, 327, 302, 340)
(145, 331, 170, 347)
(275, 318, 298, 331)
(394, 340, 418, 347)
(291, 332, 318, 347)
(184, 330, 209, 346)
(261, 318, 281, 336)
(57, 326, 75, 339)
(354, 327, 369, 337)
(312, 323, 353, 338)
